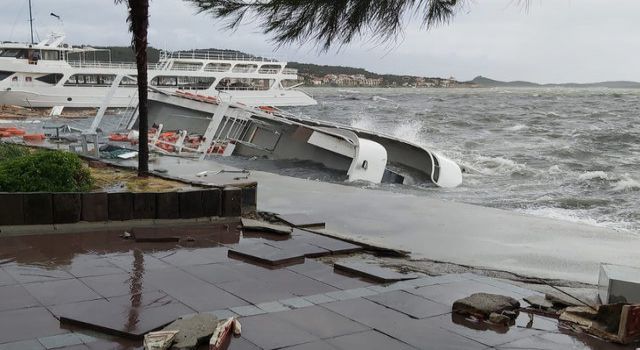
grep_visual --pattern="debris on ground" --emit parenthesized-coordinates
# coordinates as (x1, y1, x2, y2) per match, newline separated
(144, 330, 180, 350)
(162, 313, 219, 350)
(559, 303, 640, 344)
(452, 293, 520, 321)
(524, 295, 555, 312)
(599, 263, 640, 304)
(209, 318, 241, 350)
(241, 217, 293, 235)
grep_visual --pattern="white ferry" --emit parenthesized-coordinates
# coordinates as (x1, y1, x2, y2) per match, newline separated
(0, 33, 316, 108)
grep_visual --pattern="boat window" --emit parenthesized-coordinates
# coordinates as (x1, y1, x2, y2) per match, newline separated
(41, 50, 60, 61)
(1, 49, 26, 58)
(204, 63, 231, 72)
(119, 76, 138, 87)
(171, 61, 203, 71)
(151, 75, 216, 90)
(258, 65, 282, 74)
(216, 78, 274, 91)
(35, 73, 63, 85)
(231, 64, 258, 73)
(0, 71, 14, 81)
(64, 74, 117, 87)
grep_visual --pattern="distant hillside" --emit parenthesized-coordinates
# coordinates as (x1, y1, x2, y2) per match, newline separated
(469, 76, 640, 89)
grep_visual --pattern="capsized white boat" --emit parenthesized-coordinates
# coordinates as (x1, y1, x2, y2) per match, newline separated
(115, 89, 462, 188)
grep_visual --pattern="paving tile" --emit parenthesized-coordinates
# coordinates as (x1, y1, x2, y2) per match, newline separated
(279, 297, 314, 309)
(276, 214, 326, 229)
(0, 307, 68, 344)
(4, 265, 74, 284)
(24, 279, 102, 306)
(265, 240, 330, 258)
(366, 290, 451, 319)
(228, 243, 306, 266)
(0, 339, 45, 350)
(495, 331, 635, 350)
(333, 262, 419, 283)
(218, 278, 296, 304)
(406, 279, 522, 306)
(0, 284, 40, 312)
(240, 314, 319, 350)
(230, 305, 267, 317)
(51, 291, 194, 340)
(327, 330, 415, 350)
(208, 309, 238, 320)
(324, 290, 360, 301)
(227, 337, 262, 350)
(256, 301, 290, 313)
(154, 247, 229, 267)
(84, 338, 143, 350)
(435, 312, 559, 347)
(181, 263, 246, 285)
(303, 294, 337, 305)
(345, 287, 378, 298)
(282, 341, 337, 350)
(106, 252, 172, 272)
(293, 231, 362, 255)
(64, 256, 124, 279)
(0, 269, 17, 287)
(144, 268, 248, 311)
(79, 273, 158, 298)
(322, 298, 485, 350)
(38, 333, 84, 349)
(274, 305, 369, 339)
(470, 276, 542, 297)
(288, 260, 373, 290)
(405, 276, 440, 288)
(55, 345, 90, 350)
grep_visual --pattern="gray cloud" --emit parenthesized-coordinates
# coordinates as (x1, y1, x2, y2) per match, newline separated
(2, 0, 639, 83)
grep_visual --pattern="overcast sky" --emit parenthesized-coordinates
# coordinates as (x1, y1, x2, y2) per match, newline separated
(2, 0, 639, 83)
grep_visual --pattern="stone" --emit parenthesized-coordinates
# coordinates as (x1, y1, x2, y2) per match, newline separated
(23, 193, 53, 225)
(107, 192, 133, 221)
(452, 293, 520, 319)
(157, 192, 180, 219)
(202, 188, 221, 217)
(81, 192, 108, 222)
(132, 192, 156, 219)
(241, 218, 292, 235)
(524, 295, 555, 310)
(162, 313, 219, 350)
(52, 193, 81, 224)
(222, 187, 241, 217)
(488, 312, 512, 326)
(0, 193, 24, 225)
(179, 191, 204, 219)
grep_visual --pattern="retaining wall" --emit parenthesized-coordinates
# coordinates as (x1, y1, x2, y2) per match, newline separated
(0, 183, 257, 226)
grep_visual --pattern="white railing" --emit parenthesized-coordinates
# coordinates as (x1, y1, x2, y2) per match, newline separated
(67, 60, 164, 70)
(161, 50, 280, 62)
(282, 68, 298, 75)
(204, 66, 231, 72)
(258, 68, 280, 74)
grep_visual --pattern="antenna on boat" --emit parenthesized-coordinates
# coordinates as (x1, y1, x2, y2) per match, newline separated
(28, 0, 34, 44)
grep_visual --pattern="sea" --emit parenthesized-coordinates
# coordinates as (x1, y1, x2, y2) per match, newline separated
(4, 87, 638, 234)
(278, 87, 639, 233)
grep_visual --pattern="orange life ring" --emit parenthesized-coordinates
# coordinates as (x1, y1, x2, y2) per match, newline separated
(22, 133, 46, 141)
(108, 133, 128, 142)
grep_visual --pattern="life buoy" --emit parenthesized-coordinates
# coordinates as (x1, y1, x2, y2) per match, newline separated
(22, 133, 46, 141)
(108, 133, 128, 142)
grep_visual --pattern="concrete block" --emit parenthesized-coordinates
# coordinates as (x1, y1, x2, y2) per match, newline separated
(202, 188, 221, 217)
(23, 193, 53, 225)
(108, 192, 133, 221)
(0, 193, 24, 225)
(179, 191, 204, 219)
(156, 192, 179, 219)
(81, 192, 108, 222)
(132, 192, 156, 220)
(222, 187, 241, 217)
(599, 264, 640, 304)
(52, 193, 82, 224)
(241, 184, 257, 214)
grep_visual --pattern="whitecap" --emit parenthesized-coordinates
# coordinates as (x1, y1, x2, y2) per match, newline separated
(548, 165, 563, 174)
(471, 155, 527, 176)
(505, 124, 527, 131)
(578, 171, 608, 181)
(611, 176, 640, 192)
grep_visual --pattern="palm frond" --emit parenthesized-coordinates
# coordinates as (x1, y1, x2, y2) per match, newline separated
(185, 0, 464, 50)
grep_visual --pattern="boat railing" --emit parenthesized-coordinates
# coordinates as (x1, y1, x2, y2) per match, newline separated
(282, 68, 298, 75)
(161, 50, 280, 63)
(68, 60, 164, 70)
(258, 68, 280, 74)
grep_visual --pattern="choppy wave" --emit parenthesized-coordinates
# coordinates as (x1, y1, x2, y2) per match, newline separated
(611, 176, 640, 192)
(578, 171, 609, 181)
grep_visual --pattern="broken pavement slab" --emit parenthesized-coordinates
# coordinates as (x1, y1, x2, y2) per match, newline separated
(228, 243, 305, 266)
(333, 261, 419, 283)
(241, 218, 293, 235)
(452, 293, 520, 319)
(276, 213, 326, 229)
(162, 313, 218, 350)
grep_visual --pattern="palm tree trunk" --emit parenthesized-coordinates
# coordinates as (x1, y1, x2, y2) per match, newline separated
(130, 0, 150, 177)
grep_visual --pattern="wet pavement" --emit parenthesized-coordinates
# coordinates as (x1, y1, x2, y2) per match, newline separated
(0, 222, 636, 349)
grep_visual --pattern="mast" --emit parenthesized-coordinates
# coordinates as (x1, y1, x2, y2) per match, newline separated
(28, 0, 34, 44)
